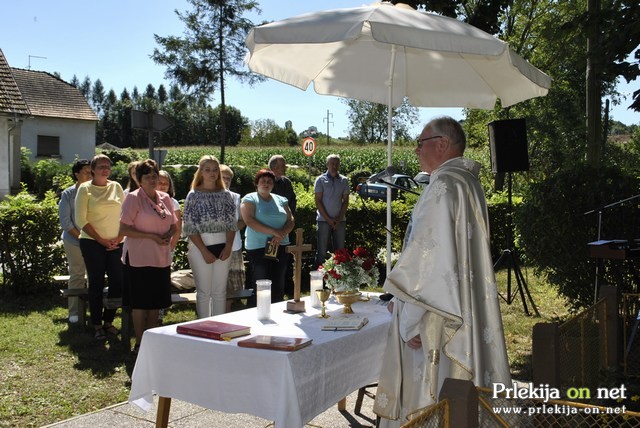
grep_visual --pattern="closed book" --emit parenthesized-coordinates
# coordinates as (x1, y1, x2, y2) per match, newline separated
(176, 320, 251, 341)
(322, 316, 369, 331)
(237, 335, 312, 351)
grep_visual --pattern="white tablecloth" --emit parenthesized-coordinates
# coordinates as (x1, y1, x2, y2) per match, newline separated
(129, 294, 391, 428)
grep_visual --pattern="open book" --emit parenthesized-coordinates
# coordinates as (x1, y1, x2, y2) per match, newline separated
(322, 316, 369, 331)
(237, 335, 312, 351)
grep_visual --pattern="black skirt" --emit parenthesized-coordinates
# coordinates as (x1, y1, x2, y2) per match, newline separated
(125, 262, 172, 310)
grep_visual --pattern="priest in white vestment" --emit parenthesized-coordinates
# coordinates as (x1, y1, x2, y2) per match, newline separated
(374, 117, 512, 426)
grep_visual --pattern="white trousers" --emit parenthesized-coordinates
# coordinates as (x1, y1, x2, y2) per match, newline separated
(63, 239, 87, 318)
(188, 243, 231, 318)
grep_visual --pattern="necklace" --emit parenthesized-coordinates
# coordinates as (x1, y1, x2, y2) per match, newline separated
(142, 190, 167, 219)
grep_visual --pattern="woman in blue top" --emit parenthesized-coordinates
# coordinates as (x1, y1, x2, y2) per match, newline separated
(58, 159, 92, 323)
(241, 169, 294, 304)
(182, 155, 237, 318)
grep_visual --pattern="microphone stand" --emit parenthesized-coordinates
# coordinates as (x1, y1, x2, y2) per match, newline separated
(583, 194, 640, 216)
(376, 178, 421, 196)
(374, 177, 420, 303)
(355, 192, 394, 235)
(584, 194, 640, 304)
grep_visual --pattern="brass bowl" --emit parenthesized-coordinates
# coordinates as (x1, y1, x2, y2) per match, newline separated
(334, 291, 362, 314)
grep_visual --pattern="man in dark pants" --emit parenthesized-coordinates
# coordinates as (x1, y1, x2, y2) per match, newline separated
(269, 155, 297, 298)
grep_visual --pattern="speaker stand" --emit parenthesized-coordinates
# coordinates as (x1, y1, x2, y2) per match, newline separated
(494, 172, 540, 316)
(495, 248, 539, 316)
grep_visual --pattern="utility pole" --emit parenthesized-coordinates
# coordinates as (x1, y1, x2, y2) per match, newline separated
(323, 109, 333, 145)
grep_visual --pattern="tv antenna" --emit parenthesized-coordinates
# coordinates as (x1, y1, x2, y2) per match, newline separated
(28, 55, 47, 70)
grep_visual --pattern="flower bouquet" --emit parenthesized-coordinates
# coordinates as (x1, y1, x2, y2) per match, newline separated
(319, 247, 379, 293)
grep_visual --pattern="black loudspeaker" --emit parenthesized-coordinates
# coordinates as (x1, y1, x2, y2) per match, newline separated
(488, 118, 529, 173)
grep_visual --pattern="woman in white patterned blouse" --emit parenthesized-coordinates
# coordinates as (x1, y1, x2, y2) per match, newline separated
(182, 155, 237, 318)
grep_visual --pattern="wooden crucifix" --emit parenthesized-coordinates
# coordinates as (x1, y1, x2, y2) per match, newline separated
(285, 228, 313, 313)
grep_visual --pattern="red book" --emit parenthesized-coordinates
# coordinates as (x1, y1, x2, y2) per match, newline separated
(237, 335, 312, 351)
(176, 320, 251, 341)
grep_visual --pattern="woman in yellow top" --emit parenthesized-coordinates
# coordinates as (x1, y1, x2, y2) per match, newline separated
(75, 154, 124, 341)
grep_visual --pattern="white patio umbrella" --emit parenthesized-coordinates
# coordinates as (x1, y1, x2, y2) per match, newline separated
(245, 1, 551, 274)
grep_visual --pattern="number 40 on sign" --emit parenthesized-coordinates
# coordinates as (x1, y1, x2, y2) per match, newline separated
(302, 137, 317, 157)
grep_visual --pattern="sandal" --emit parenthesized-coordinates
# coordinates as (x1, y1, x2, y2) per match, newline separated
(103, 325, 120, 336)
(94, 327, 106, 341)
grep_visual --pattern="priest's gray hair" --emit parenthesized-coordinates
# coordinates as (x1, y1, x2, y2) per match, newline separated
(427, 116, 466, 152)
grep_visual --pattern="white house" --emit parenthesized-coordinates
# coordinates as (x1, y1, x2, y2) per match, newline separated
(0, 49, 29, 198)
(0, 48, 97, 198)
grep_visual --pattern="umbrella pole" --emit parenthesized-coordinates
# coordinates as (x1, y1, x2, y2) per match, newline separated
(386, 46, 397, 277)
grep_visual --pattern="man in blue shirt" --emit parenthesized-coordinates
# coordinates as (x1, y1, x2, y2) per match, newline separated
(314, 154, 350, 268)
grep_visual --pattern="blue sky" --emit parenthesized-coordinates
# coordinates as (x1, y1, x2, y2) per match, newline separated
(1, 0, 637, 140)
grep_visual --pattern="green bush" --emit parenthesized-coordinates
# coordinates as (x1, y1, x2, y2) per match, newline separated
(19, 147, 36, 192)
(517, 164, 640, 310)
(0, 189, 65, 294)
(19, 151, 69, 198)
(161, 165, 197, 201)
(172, 239, 189, 271)
(287, 164, 322, 189)
(96, 147, 141, 165)
(348, 168, 373, 192)
(487, 192, 522, 261)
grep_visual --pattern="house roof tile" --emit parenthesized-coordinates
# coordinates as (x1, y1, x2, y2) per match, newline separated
(11, 67, 98, 122)
(0, 49, 30, 115)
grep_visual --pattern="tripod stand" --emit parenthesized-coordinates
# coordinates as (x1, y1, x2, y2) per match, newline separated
(494, 172, 539, 316)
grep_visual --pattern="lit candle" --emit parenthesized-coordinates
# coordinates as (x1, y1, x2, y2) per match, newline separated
(256, 279, 272, 320)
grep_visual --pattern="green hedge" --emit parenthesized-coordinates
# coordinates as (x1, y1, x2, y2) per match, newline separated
(171, 185, 508, 290)
(11, 148, 513, 295)
(0, 189, 65, 294)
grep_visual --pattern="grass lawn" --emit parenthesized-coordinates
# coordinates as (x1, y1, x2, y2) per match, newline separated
(0, 268, 568, 427)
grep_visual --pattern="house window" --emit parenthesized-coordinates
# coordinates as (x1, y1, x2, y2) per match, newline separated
(37, 135, 60, 157)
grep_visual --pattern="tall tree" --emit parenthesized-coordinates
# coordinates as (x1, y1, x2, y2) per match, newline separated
(284, 120, 298, 146)
(79, 76, 91, 99)
(344, 99, 419, 145)
(151, 0, 263, 163)
(412, 0, 512, 34)
(585, 0, 640, 164)
(91, 79, 105, 117)
(131, 86, 140, 104)
(158, 84, 168, 104)
(144, 84, 157, 101)
(211, 104, 248, 146)
(250, 119, 286, 146)
(120, 88, 131, 102)
(99, 90, 119, 146)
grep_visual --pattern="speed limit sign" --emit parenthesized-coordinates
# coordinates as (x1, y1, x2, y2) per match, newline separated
(301, 137, 317, 157)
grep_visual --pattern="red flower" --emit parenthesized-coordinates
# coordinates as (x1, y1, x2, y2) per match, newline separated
(328, 269, 342, 280)
(353, 247, 370, 258)
(362, 259, 374, 271)
(333, 248, 352, 264)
